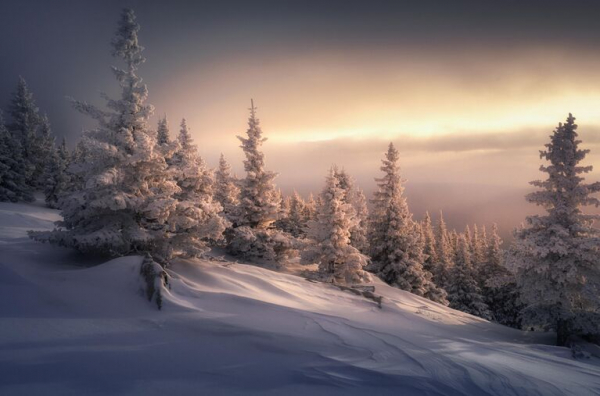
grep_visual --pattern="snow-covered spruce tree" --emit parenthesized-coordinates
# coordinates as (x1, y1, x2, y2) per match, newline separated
(449, 230, 460, 259)
(303, 193, 317, 224)
(170, 119, 214, 200)
(0, 111, 34, 202)
(289, 191, 307, 237)
(469, 224, 487, 277)
(333, 168, 367, 251)
(511, 114, 600, 345)
(43, 137, 71, 208)
(482, 224, 522, 328)
(64, 139, 88, 194)
(31, 114, 56, 188)
(471, 225, 485, 264)
(351, 187, 369, 253)
(277, 190, 307, 237)
(479, 225, 489, 262)
(274, 188, 287, 223)
(226, 101, 296, 263)
(421, 211, 438, 276)
(214, 153, 240, 223)
(30, 9, 180, 264)
(7, 76, 41, 190)
(447, 234, 491, 319)
(156, 116, 170, 146)
(433, 211, 453, 288)
(302, 167, 370, 284)
(235, 100, 279, 228)
(166, 119, 227, 257)
(368, 143, 446, 303)
(464, 225, 472, 253)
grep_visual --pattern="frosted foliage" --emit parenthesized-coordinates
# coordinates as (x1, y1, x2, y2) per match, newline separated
(0, 112, 34, 202)
(332, 169, 368, 252)
(29, 9, 201, 262)
(471, 225, 486, 265)
(303, 168, 371, 284)
(303, 193, 317, 224)
(170, 119, 214, 201)
(227, 226, 298, 264)
(156, 116, 170, 146)
(7, 77, 40, 187)
(235, 102, 280, 229)
(214, 154, 240, 222)
(511, 114, 600, 343)
(432, 212, 453, 288)
(277, 191, 308, 237)
(43, 138, 71, 209)
(421, 211, 438, 275)
(350, 188, 369, 252)
(167, 119, 228, 257)
(368, 143, 446, 303)
(447, 235, 491, 319)
(31, 114, 55, 188)
(481, 224, 522, 328)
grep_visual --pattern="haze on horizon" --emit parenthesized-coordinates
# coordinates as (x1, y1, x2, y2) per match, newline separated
(2, 0, 600, 239)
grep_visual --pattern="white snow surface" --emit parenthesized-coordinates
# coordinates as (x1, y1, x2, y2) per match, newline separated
(0, 201, 599, 395)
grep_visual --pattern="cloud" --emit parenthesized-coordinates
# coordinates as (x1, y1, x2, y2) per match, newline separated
(286, 125, 600, 157)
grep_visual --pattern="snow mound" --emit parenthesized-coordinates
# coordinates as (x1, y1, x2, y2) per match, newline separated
(0, 201, 599, 395)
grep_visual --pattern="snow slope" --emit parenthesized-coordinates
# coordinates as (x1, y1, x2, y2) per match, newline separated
(0, 201, 599, 395)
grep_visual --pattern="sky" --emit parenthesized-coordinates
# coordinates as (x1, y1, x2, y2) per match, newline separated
(2, 0, 600, 239)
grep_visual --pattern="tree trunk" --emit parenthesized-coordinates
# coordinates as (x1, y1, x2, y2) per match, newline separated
(556, 319, 570, 346)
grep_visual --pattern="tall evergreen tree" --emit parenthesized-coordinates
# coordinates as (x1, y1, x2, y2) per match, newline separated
(30, 9, 181, 262)
(434, 211, 453, 288)
(303, 167, 370, 283)
(368, 143, 446, 303)
(214, 153, 240, 223)
(482, 224, 522, 328)
(167, 119, 227, 257)
(156, 116, 170, 146)
(480, 225, 489, 259)
(226, 101, 296, 263)
(447, 235, 491, 319)
(31, 114, 55, 188)
(449, 230, 460, 259)
(7, 76, 41, 189)
(471, 224, 487, 268)
(350, 187, 369, 253)
(282, 191, 307, 237)
(511, 114, 600, 345)
(235, 100, 279, 229)
(303, 193, 317, 224)
(170, 119, 214, 200)
(422, 211, 438, 276)
(464, 225, 472, 253)
(333, 168, 368, 251)
(43, 137, 70, 208)
(0, 111, 34, 202)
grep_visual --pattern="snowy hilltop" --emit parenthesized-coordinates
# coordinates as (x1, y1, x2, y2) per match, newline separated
(1, 200, 599, 395)
(1, 8, 600, 395)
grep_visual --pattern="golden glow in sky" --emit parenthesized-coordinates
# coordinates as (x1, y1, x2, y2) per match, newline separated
(154, 47, 600, 149)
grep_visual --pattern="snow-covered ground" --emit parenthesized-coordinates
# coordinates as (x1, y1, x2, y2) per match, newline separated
(0, 201, 599, 396)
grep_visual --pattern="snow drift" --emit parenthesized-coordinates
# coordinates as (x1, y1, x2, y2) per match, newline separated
(0, 201, 599, 395)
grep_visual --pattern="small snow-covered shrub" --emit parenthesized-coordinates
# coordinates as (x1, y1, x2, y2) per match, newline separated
(140, 254, 168, 310)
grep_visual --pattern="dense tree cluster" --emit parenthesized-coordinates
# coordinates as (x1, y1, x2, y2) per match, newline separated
(9, 9, 598, 344)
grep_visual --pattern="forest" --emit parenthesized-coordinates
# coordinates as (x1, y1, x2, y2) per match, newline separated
(1, 9, 599, 351)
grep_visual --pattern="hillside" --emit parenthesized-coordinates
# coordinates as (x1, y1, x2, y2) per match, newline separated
(0, 201, 599, 395)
